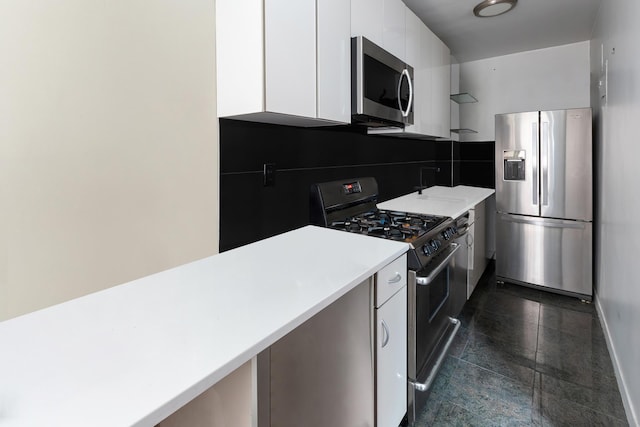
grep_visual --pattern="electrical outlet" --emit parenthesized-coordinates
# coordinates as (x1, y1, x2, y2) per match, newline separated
(263, 163, 275, 187)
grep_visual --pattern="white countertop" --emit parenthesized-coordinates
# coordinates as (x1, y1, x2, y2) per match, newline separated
(0, 226, 408, 427)
(378, 185, 495, 219)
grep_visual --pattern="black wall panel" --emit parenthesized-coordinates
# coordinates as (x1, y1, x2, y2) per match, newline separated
(219, 119, 496, 251)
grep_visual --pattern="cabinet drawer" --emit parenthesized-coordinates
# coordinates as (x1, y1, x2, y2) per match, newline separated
(375, 254, 407, 307)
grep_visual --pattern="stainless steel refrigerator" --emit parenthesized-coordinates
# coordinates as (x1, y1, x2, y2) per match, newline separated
(495, 108, 593, 300)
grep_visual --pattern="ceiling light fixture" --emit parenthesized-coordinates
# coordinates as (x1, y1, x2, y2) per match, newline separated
(473, 0, 517, 17)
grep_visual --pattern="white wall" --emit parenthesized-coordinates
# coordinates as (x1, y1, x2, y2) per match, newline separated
(591, 1, 640, 425)
(0, 1, 219, 321)
(458, 42, 591, 141)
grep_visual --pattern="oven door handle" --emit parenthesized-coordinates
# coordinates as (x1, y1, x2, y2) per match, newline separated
(415, 243, 460, 286)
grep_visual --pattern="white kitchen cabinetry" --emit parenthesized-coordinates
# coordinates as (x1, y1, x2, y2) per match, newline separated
(318, 0, 351, 123)
(351, 0, 405, 61)
(375, 255, 407, 427)
(402, 8, 426, 136)
(430, 33, 451, 138)
(369, 7, 452, 139)
(216, 0, 350, 126)
(350, 0, 384, 47)
(264, 254, 407, 427)
(467, 199, 488, 297)
(382, 0, 406, 61)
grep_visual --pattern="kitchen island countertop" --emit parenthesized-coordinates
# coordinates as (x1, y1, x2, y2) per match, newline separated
(0, 226, 408, 427)
(378, 185, 495, 219)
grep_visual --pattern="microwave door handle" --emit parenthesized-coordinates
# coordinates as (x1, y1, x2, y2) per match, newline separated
(398, 69, 412, 118)
(405, 69, 413, 117)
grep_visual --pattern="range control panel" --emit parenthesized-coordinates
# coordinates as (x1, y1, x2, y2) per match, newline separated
(342, 181, 362, 195)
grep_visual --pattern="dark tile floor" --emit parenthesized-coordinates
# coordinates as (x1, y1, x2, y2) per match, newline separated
(416, 262, 629, 426)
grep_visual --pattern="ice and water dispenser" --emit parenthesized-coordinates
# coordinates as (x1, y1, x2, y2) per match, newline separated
(503, 150, 526, 181)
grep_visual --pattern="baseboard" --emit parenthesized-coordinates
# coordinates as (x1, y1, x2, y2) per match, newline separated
(594, 291, 638, 427)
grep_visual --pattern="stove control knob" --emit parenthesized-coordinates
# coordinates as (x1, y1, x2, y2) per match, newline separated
(442, 227, 454, 240)
(430, 239, 441, 250)
(422, 245, 433, 256)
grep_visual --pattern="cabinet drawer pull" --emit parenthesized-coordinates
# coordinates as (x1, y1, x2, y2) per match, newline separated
(387, 273, 402, 284)
(381, 320, 390, 348)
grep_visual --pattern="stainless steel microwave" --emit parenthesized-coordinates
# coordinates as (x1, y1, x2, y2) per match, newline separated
(351, 36, 414, 128)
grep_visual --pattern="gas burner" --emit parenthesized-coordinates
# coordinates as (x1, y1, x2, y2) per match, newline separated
(330, 220, 363, 233)
(366, 225, 411, 241)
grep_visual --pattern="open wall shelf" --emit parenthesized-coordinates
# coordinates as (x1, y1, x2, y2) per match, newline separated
(450, 128, 478, 134)
(450, 93, 478, 104)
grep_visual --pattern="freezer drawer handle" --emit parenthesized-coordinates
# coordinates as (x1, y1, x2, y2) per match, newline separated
(415, 243, 460, 286)
(409, 317, 461, 392)
(498, 214, 588, 229)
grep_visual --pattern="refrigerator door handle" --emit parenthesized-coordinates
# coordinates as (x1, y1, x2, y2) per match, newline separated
(541, 121, 550, 206)
(532, 122, 538, 206)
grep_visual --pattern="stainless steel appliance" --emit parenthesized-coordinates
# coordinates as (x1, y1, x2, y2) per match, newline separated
(351, 36, 414, 128)
(495, 108, 593, 299)
(310, 177, 461, 426)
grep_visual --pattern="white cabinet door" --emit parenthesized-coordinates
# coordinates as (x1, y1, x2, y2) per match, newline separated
(403, 8, 422, 134)
(420, 24, 436, 137)
(376, 286, 407, 427)
(216, 0, 265, 117)
(218, 0, 350, 125)
(265, 0, 316, 118)
(382, 0, 406, 61)
(469, 200, 487, 290)
(376, 254, 407, 307)
(350, 0, 383, 46)
(317, 0, 351, 123)
(431, 36, 451, 138)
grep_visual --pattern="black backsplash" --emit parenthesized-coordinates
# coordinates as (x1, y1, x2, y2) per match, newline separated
(219, 119, 495, 251)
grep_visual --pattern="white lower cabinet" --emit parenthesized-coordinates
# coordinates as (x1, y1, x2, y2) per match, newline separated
(260, 254, 408, 427)
(467, 199, 488, 298)
(375, 254, 407, 427)
(376, 285, 407, 427)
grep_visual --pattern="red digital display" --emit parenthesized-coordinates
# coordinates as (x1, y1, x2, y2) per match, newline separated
(343, 181, 362, 194)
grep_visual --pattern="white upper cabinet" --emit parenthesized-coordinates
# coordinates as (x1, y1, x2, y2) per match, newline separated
(382, 0, 406, 61)
(351, 0, 405, 62)
(217, 0, 350, 126)
(264, 0, 316, 118)
(369, 5, 451, 140)
(403, 8, 423, 135)
(350, 0, 384, 47)
(432, 36, 451, 138)
(318, 0, 351, 123)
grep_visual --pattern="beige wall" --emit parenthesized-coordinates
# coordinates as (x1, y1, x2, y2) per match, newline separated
(0, 1, 219, 321)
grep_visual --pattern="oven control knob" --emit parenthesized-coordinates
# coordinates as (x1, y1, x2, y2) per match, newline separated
(442, 227, 455, 240)
(422, 245, 433, 256)
(430, 239, 441, 250)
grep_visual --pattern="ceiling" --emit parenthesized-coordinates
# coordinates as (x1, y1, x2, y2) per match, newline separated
(403, 0, 603, 63)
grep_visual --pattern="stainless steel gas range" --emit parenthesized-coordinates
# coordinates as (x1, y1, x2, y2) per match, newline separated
(310, 177, 462, 425)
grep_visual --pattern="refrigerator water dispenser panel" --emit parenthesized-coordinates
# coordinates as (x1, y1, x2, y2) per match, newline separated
(503, 150, 526, 181)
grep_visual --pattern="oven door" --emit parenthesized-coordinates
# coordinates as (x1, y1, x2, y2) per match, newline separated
(407, 243, 461, 426)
